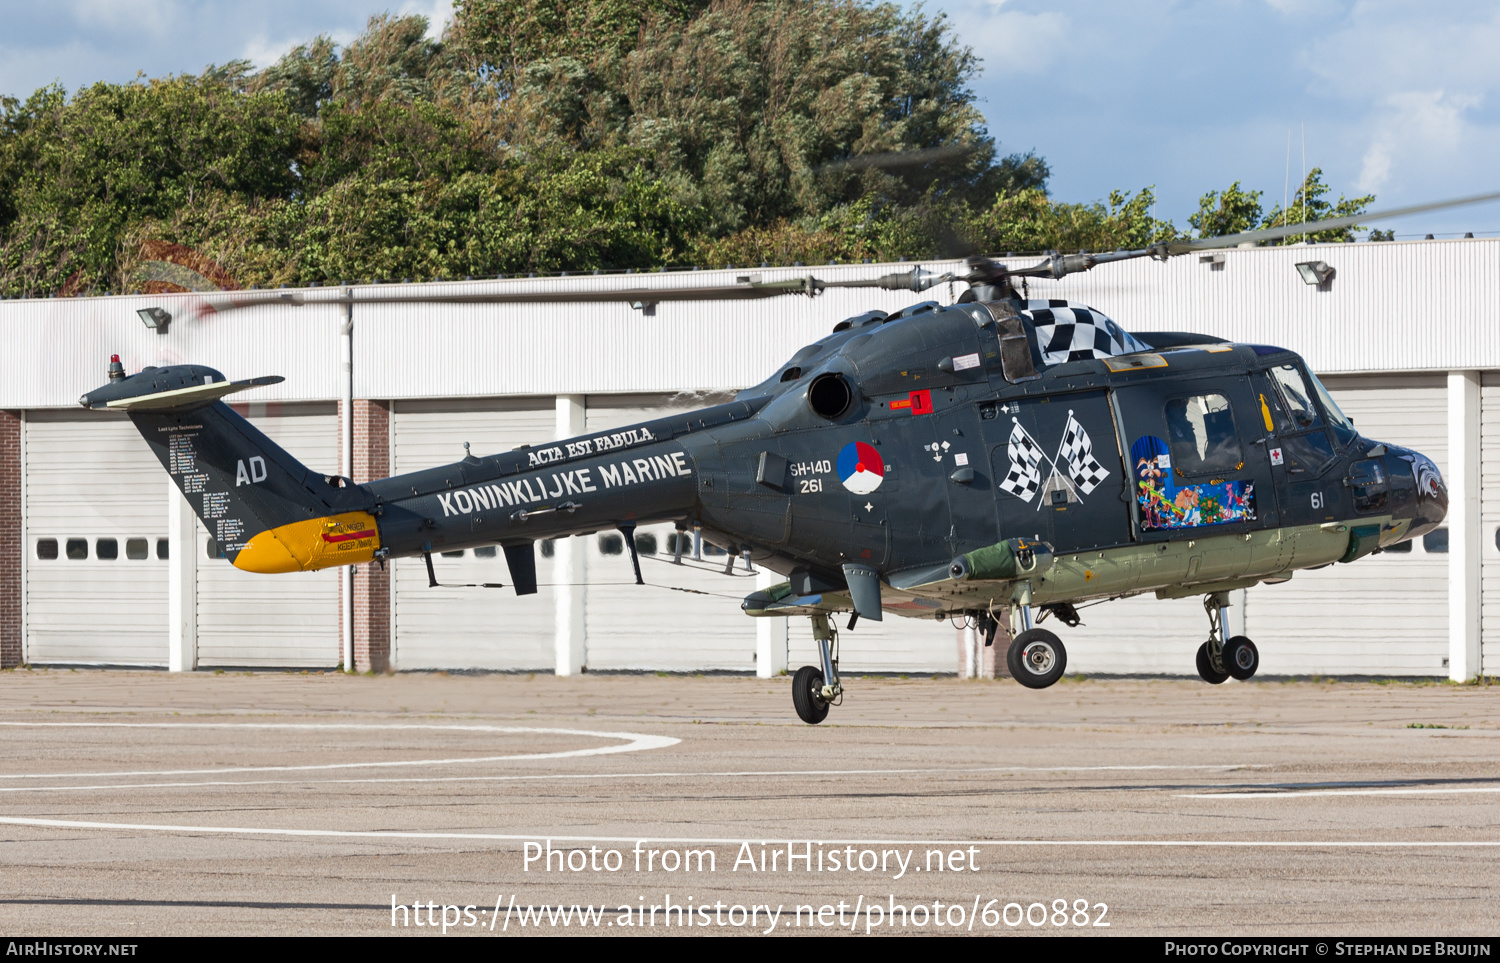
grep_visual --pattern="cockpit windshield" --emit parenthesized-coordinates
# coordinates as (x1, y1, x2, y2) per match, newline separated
(1306, 370, 1353, 431)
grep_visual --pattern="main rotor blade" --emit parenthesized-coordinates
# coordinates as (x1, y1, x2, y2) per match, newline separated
(1167, 189, 1500, 254)
(814, 143, 976, 174)
(989, 188, 1500, 282)
(199, 278, 823, 313)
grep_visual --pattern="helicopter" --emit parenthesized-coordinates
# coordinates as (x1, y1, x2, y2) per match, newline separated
(79, 193, 1495, 724)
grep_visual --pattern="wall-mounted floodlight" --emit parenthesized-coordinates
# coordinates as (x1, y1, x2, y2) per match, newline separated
(136, 307, 171, 333)
(1294, 261, 1335, 286)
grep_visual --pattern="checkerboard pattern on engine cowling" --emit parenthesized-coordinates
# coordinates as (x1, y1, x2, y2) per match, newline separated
(1023, 299, 1151, 364)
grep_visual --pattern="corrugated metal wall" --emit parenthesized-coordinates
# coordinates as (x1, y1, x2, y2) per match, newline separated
(4, 239, 1497, 410)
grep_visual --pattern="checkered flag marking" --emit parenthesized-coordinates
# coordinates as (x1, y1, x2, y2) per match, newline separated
(999, 418, 1044, 502)
(1057, 410, 1110, 494)
(1022, 299, 1150, 365)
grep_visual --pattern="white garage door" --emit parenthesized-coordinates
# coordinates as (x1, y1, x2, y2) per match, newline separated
(1479, 375, 1500, 676)
(582, 395, 955, 674)
(1245, 374, 1449, 676)
(195, 402, 340, 667)
(24, 410, 168, 665)
(582, 395, 757, 670)
(390, 398, 557, 670)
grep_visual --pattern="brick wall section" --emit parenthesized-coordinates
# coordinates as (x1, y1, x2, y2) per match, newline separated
(351, 400, 391, 672)
(955, 624, 1010, 679)
(0, 411, 21, 667)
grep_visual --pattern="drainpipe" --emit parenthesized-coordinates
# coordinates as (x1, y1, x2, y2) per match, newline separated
(341, 292, 354, 673)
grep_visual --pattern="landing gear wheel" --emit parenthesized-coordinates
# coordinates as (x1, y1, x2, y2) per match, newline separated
(1007, 628, 1067, 689)
(792, 665, 830, 724)
(1224, 636, 1259, 681)
(1196, 642, 1229, 684)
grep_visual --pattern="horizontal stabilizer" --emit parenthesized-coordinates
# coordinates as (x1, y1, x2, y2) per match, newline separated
(101, 376, 284, 411)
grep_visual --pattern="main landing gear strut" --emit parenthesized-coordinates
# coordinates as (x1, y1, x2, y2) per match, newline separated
(1196, 592, 1259, 684)
(792, 613, 842, 725)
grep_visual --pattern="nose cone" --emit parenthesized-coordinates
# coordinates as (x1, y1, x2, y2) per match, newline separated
(1385, 445, 1447, 540)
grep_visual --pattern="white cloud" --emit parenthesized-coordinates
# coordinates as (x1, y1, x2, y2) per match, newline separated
(938, 0, 1072, 76)
(1355, 89, 1483, 194)
(1304, 1, 1500, 102)
(397, 0, 455, 39)
(66, 0, 179, 35)
(1260, 0, 1345, 16)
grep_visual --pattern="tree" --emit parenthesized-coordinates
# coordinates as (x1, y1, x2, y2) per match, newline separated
(0, 2, 1043, 291)
(0, 74, 300, 297)
(964, 187, 1180, 255)
(249, 36, 339, 118)
(1189, 181, 1263, 238)
(1257, 167, 1374, 243)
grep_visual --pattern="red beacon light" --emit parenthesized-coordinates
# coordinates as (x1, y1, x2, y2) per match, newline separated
(107, 354, 125, 381)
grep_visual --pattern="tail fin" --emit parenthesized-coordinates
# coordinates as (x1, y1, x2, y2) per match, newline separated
(83, 364, 380, 573)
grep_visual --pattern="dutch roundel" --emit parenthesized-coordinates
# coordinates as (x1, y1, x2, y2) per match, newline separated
(837, 441, 885, 495)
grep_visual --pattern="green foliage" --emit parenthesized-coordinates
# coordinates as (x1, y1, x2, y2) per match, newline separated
(0, 1, 1385, 297)
(1189, 181, 1264, 238)
(0, 75, 300, 296)
(1190, 169, 1375, 244)
(125, 147, 695, 286)
(2, 0, 1033, 294)
(1257, 167, 1375, 243)
(963, 187, 1181, 255)
(449, 0, 712, 73)
(250, 36, 339, 118)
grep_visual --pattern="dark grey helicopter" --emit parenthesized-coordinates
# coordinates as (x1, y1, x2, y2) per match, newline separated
(80, 194, 1490, 723)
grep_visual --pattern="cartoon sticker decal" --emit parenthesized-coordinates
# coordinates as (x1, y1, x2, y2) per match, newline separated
(1131, 436, 1255, 530)
(837, 441, 885, 495)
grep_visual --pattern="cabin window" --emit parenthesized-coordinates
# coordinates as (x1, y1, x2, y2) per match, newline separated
(1164, 393, 1243, 475)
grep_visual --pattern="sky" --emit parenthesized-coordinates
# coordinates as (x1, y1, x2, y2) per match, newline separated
(2, 0, 1497, 238)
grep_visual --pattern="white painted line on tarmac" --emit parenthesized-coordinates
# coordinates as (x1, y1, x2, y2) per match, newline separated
(0, 763, 1265, 794)
(0, 723, 679, 778)
(1181, 785, 1500, 799)
(0, 815, 1496, 848)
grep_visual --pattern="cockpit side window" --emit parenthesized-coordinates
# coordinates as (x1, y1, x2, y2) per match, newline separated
(1268, 364, 1322, 429)
(1164, 393, 1244, 475)
(1259, 365, 1338, 472)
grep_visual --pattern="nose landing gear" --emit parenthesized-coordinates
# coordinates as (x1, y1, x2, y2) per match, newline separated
(1196, 592, 1259, 684)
